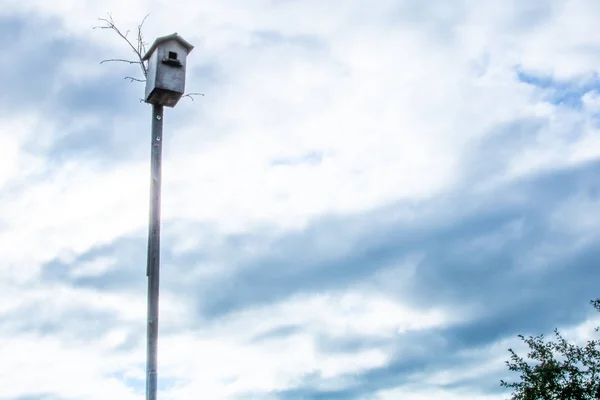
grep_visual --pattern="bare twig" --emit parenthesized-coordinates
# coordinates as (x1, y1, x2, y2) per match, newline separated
(100, 58, 142, 65)
(125, 76, 146, 83)
(95, 13, 204, 103)
(94, 13, 149, 79)
(138, 14, 150, 57)
(182, 92, 205, 101)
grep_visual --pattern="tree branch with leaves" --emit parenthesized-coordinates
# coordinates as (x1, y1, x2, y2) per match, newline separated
(501, 299, 600, 399)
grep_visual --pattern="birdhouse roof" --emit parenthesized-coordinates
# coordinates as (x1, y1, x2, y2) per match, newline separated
(142, 33, 194, 61)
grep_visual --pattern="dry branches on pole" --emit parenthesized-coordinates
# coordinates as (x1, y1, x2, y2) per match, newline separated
(94, 13, 203, 101)
(94, 13, 149, 81)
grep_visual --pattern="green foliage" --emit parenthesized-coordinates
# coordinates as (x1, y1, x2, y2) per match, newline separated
(501, 299, 600, 399)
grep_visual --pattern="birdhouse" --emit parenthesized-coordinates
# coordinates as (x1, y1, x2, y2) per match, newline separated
(142, 33, 194, 108)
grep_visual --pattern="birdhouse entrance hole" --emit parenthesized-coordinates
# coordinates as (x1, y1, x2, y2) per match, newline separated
(168, 51, 178, 60)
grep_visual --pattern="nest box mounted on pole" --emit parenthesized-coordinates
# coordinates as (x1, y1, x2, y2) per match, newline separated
(143, 32, 194, 400)
(143, 33, 194, 108)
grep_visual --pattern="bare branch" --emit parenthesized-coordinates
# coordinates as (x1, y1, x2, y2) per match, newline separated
(94, 13, 148, 78)
(139, 14, 150, 27)
(182, 92, 205, 102)
(125, 76, 146, 83)
(100, 59, 142, 65)
(96, 13, 202, 106)
(138, 14, 150, 56)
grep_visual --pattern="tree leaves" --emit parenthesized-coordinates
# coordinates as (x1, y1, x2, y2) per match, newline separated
(501, 299, 600, 400)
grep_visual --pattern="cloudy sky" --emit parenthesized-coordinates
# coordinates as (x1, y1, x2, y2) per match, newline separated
(2, 0, 600, 399)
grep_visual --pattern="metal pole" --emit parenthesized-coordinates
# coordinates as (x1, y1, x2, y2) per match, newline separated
(146, 103, 163, 400)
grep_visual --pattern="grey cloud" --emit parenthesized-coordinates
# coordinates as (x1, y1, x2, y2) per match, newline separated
(0, 14, 138, 116)
(270, 151, 324, 167)
(250, 324, 304, 343)
(0, 12, 158, 171)
(0, 291, 143, 351)
(270, 327, 511, 399)
(5, 395, 68, 400)
(32, 134, 600, 399)
(516, 68, 600, 109)
(250, 30, 324, 50)
(39, 159, 600, 326)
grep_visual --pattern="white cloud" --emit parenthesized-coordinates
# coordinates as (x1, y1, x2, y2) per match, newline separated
(0, 116, 41, 189)
(69, 255, 119, 278)
(2, 0, 600, 399)
(4, 0, 599, 246)
(150, 290, 463, 397)
(376, 386, 506, 400)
